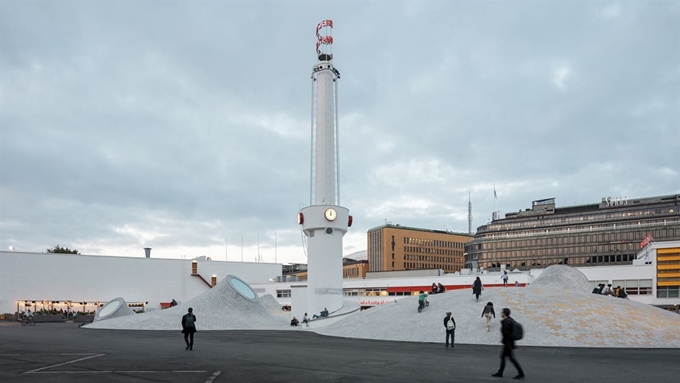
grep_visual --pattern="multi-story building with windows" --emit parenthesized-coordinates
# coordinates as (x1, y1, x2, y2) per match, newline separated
(367, 224, 473, 273)
(465, 194, 680, 270)
(342, 259, 369, 279)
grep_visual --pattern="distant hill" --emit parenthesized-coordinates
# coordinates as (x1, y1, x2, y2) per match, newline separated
(344, 250, 367, 261)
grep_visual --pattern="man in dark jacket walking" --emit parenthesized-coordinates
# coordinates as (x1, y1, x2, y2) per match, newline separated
(472, 277, 484, 302)
(181, 307, 197, 350)
(492, 308, 525, 380)
(443, 311, 456, 348)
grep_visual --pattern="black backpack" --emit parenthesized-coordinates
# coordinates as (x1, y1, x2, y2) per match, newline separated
(184, 314, 195, 327)
(510, 318, 524, 341)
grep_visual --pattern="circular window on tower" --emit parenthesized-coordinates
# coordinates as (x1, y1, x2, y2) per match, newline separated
(227, 275, 259, 302)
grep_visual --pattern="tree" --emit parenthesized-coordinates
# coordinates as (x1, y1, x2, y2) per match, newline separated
(47, 245, 79, 254)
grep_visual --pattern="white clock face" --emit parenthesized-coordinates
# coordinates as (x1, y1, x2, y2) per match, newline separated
(324, 208, 337, 221)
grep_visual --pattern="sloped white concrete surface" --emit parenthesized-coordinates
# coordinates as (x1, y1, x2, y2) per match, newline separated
(260, 294, 289, 317)
(528, 265, 591, 292)
(84, 267, 680, 348)
(86, 277, 288, 330)
(316, 268, 680, 348)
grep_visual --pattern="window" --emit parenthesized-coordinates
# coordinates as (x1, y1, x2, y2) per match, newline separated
(276, 290, 291, 298)
(638, 279, 653, 295)
(657, 286, 680, 298)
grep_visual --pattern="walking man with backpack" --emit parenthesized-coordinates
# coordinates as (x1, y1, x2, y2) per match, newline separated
(492, 308, 525, 380)
(181, 307, 197, 350)
(443, 311, 456, 348)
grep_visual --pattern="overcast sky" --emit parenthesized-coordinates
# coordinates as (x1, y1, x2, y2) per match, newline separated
(1, 0, 678, 264)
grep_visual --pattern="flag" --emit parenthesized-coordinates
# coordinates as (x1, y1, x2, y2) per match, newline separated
(494, 186, 497, 199)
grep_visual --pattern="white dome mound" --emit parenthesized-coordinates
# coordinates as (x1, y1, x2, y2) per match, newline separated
(529, 265, 591, 292)
(85, 275, 288, 330)
(93, 297, 136, 322)
(315, 286, 680, 348)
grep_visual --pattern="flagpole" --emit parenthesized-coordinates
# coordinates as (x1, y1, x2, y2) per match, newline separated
(493, 184, 496, 216)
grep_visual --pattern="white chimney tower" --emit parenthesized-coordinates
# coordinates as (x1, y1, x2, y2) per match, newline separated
(297, 20, 352, 316)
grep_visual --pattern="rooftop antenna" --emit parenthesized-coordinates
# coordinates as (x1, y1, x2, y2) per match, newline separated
(468, 190, 473, 234)
(493, 184, 497, 216)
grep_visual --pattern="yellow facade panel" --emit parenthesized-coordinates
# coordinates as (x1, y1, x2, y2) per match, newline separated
(657, 255, 680, 262)
(657, 272, 680, 278)
(657, 248, 680, 255)
(657, 280, 680, 287)
(656, 264, 680, 271)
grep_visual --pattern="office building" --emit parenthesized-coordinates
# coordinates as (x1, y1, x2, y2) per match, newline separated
(465, 194, 680, 270)
(367, 224, 473, 273)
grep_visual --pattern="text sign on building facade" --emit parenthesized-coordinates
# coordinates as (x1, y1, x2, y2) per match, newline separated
(602, 196, 628, 207)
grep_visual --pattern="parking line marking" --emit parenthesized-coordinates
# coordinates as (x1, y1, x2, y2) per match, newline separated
(0, 353, 99, 356)
(27, 370, 209, 374)
(24, 353, 105, 373)
(205, 370, 222, 383)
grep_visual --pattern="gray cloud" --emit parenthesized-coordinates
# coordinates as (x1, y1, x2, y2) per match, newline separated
(1, 0, 678, 262)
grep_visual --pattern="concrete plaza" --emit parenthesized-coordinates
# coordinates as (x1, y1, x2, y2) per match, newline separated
(0, 322, 678, 383)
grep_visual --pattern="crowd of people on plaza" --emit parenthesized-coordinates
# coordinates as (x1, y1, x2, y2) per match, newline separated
(20, 307, 93, 318)
(592, 283, 628, 298)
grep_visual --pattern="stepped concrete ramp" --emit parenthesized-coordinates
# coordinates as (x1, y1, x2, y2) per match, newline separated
(316, 267, 680, 348)
(86, 275, 288, 330)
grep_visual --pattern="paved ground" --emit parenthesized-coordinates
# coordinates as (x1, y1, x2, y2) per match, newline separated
(0, 322, 678, 383)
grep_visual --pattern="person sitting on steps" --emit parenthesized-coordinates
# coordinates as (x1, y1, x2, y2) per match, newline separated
(312, 308, 329, 319)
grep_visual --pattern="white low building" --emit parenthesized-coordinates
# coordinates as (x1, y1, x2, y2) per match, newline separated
(0, 251, 281, 315)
